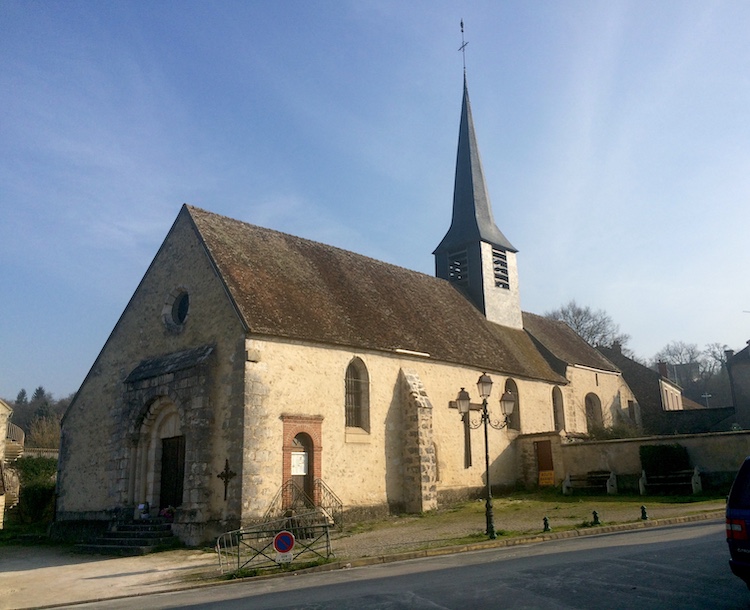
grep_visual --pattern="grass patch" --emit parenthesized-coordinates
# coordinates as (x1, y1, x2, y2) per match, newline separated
(0, 520, 58, 547)
(220, 557, 332, 580)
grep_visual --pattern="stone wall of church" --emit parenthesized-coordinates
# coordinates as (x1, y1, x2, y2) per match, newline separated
(56, 212, 247, 544)
(235, 337, 566, 520)
(561, 367, 635, 434)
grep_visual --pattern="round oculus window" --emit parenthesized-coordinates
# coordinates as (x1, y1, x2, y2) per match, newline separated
(163, 288, 190, 331)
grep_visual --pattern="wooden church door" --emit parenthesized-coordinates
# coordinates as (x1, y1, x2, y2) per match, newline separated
(159, 435, 185, 509)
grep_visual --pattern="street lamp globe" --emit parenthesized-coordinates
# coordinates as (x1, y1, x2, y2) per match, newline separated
(500, 390, 515, 417)
(456, 387, 471, 414)
(477, 373, 493, 400)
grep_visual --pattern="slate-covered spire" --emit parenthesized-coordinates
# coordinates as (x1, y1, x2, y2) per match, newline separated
(434, 74, 516, 255)
(434, 75, 523, 329)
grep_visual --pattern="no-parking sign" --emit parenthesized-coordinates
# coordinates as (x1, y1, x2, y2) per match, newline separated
(273, 530, 295, 563)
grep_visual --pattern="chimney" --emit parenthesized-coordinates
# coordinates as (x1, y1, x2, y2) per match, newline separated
(657, 361, 669, 379)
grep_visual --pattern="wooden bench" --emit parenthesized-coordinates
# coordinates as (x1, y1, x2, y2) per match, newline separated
(639, 467, 702, 495)
(562, 471, 617, 495)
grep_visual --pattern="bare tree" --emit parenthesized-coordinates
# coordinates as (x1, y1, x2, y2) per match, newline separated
(27, 414, 61, 448)
(652, 340, 732, 406)
(545, 300, 630, 348)
(653, 341, 702, 366)
(703, 342, 729, 377)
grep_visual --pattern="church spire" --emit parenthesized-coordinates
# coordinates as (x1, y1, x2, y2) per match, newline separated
(434, 71, 523, 329)
(434, 74, 516, 255)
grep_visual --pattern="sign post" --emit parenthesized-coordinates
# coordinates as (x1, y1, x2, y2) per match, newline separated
(273, 530, 295, 564)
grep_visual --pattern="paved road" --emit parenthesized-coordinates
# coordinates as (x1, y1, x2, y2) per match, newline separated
(63, 521, 749, 609)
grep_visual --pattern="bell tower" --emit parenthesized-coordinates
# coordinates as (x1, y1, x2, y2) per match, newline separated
(433, 75, 522, 329)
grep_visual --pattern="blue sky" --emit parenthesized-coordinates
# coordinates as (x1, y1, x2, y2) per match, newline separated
(2, 1, 750, 400)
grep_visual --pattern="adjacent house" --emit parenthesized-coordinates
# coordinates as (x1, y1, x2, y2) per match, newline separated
(55, 77, 635, 545)
(727, 344, 750, 429)
(599, 344, 734, 434)
(1, 398, 15, 528)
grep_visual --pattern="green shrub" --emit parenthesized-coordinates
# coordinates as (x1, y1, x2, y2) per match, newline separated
(640, 444, 690, 475)
(14, 456, 57, 485)
(12, 456, 57, 525)
(17, 481, 56, 524)
(585, 423, 641, 440)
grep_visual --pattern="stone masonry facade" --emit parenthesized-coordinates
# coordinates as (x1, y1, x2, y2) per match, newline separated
(401, 369, 438, 513)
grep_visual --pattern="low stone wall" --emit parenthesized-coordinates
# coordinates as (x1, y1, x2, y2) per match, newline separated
(49, 517, 111, 543)
(559, 430, 750, 491)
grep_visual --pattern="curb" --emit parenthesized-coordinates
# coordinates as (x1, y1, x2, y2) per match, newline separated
(31, 510, 725, 609)
(305, 510, 726, 572)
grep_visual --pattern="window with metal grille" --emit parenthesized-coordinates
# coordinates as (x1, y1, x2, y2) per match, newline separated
(492, 248, 510, 289)
(447, 250, 469, 287)
(345, 359, 370, 432)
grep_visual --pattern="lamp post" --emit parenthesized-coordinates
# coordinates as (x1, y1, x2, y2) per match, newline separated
(456, 373, 515, 540)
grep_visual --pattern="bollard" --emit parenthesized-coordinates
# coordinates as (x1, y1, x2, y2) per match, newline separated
(543, 516, 550, 532)
(640, 505, 648, 520)
(592, 510, 600, 526)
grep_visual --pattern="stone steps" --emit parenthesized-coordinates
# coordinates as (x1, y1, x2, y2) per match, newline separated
(76, 519, 179, 556)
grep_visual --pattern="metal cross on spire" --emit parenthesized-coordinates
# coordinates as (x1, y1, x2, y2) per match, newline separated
(459, 19, 469, 74)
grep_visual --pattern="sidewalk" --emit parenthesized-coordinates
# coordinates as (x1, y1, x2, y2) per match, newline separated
(0, 497, 727, 609)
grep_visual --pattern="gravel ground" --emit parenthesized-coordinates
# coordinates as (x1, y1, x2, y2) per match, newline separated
(329, 496, 727, 560)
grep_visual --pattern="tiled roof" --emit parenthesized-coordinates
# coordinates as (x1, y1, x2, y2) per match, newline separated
(522, 312, 620, 373)
(597, 346, 661, 412)
(186, 205, 564, 383)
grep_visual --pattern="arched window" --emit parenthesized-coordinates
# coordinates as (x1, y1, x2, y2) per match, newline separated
(552, 387, 565, 431)
(505, 378, 520, 431)
(585, 393, 603, 429)
(345, 358, 370, 432)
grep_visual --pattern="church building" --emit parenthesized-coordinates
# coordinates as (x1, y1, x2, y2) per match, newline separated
(55, 77, 634, 545)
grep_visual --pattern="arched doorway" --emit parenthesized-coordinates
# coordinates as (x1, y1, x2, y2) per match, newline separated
(291, 433, 314, 499)
(131, 397, 186, 512)
(281, 415, 323, 511)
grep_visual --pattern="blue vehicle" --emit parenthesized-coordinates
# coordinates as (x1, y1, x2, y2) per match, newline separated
(727, 457, 750, 588)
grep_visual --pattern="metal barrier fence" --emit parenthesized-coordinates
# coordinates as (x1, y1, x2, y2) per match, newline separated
(215, 510, 333, 574)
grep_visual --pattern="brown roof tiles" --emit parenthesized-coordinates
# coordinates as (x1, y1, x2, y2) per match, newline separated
(186, 205, 564, 383)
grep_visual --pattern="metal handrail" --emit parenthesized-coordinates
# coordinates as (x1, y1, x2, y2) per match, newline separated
(6, 422, 24, 444)
(314, 478, 344, 528)
(262, 479, 344, 528)
(262, 480, 315, 522)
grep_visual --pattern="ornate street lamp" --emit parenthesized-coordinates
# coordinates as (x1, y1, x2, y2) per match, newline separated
(456, 373, 515, 539)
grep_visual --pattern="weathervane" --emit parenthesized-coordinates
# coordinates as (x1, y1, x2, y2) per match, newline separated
(459, 19, 469, 73)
